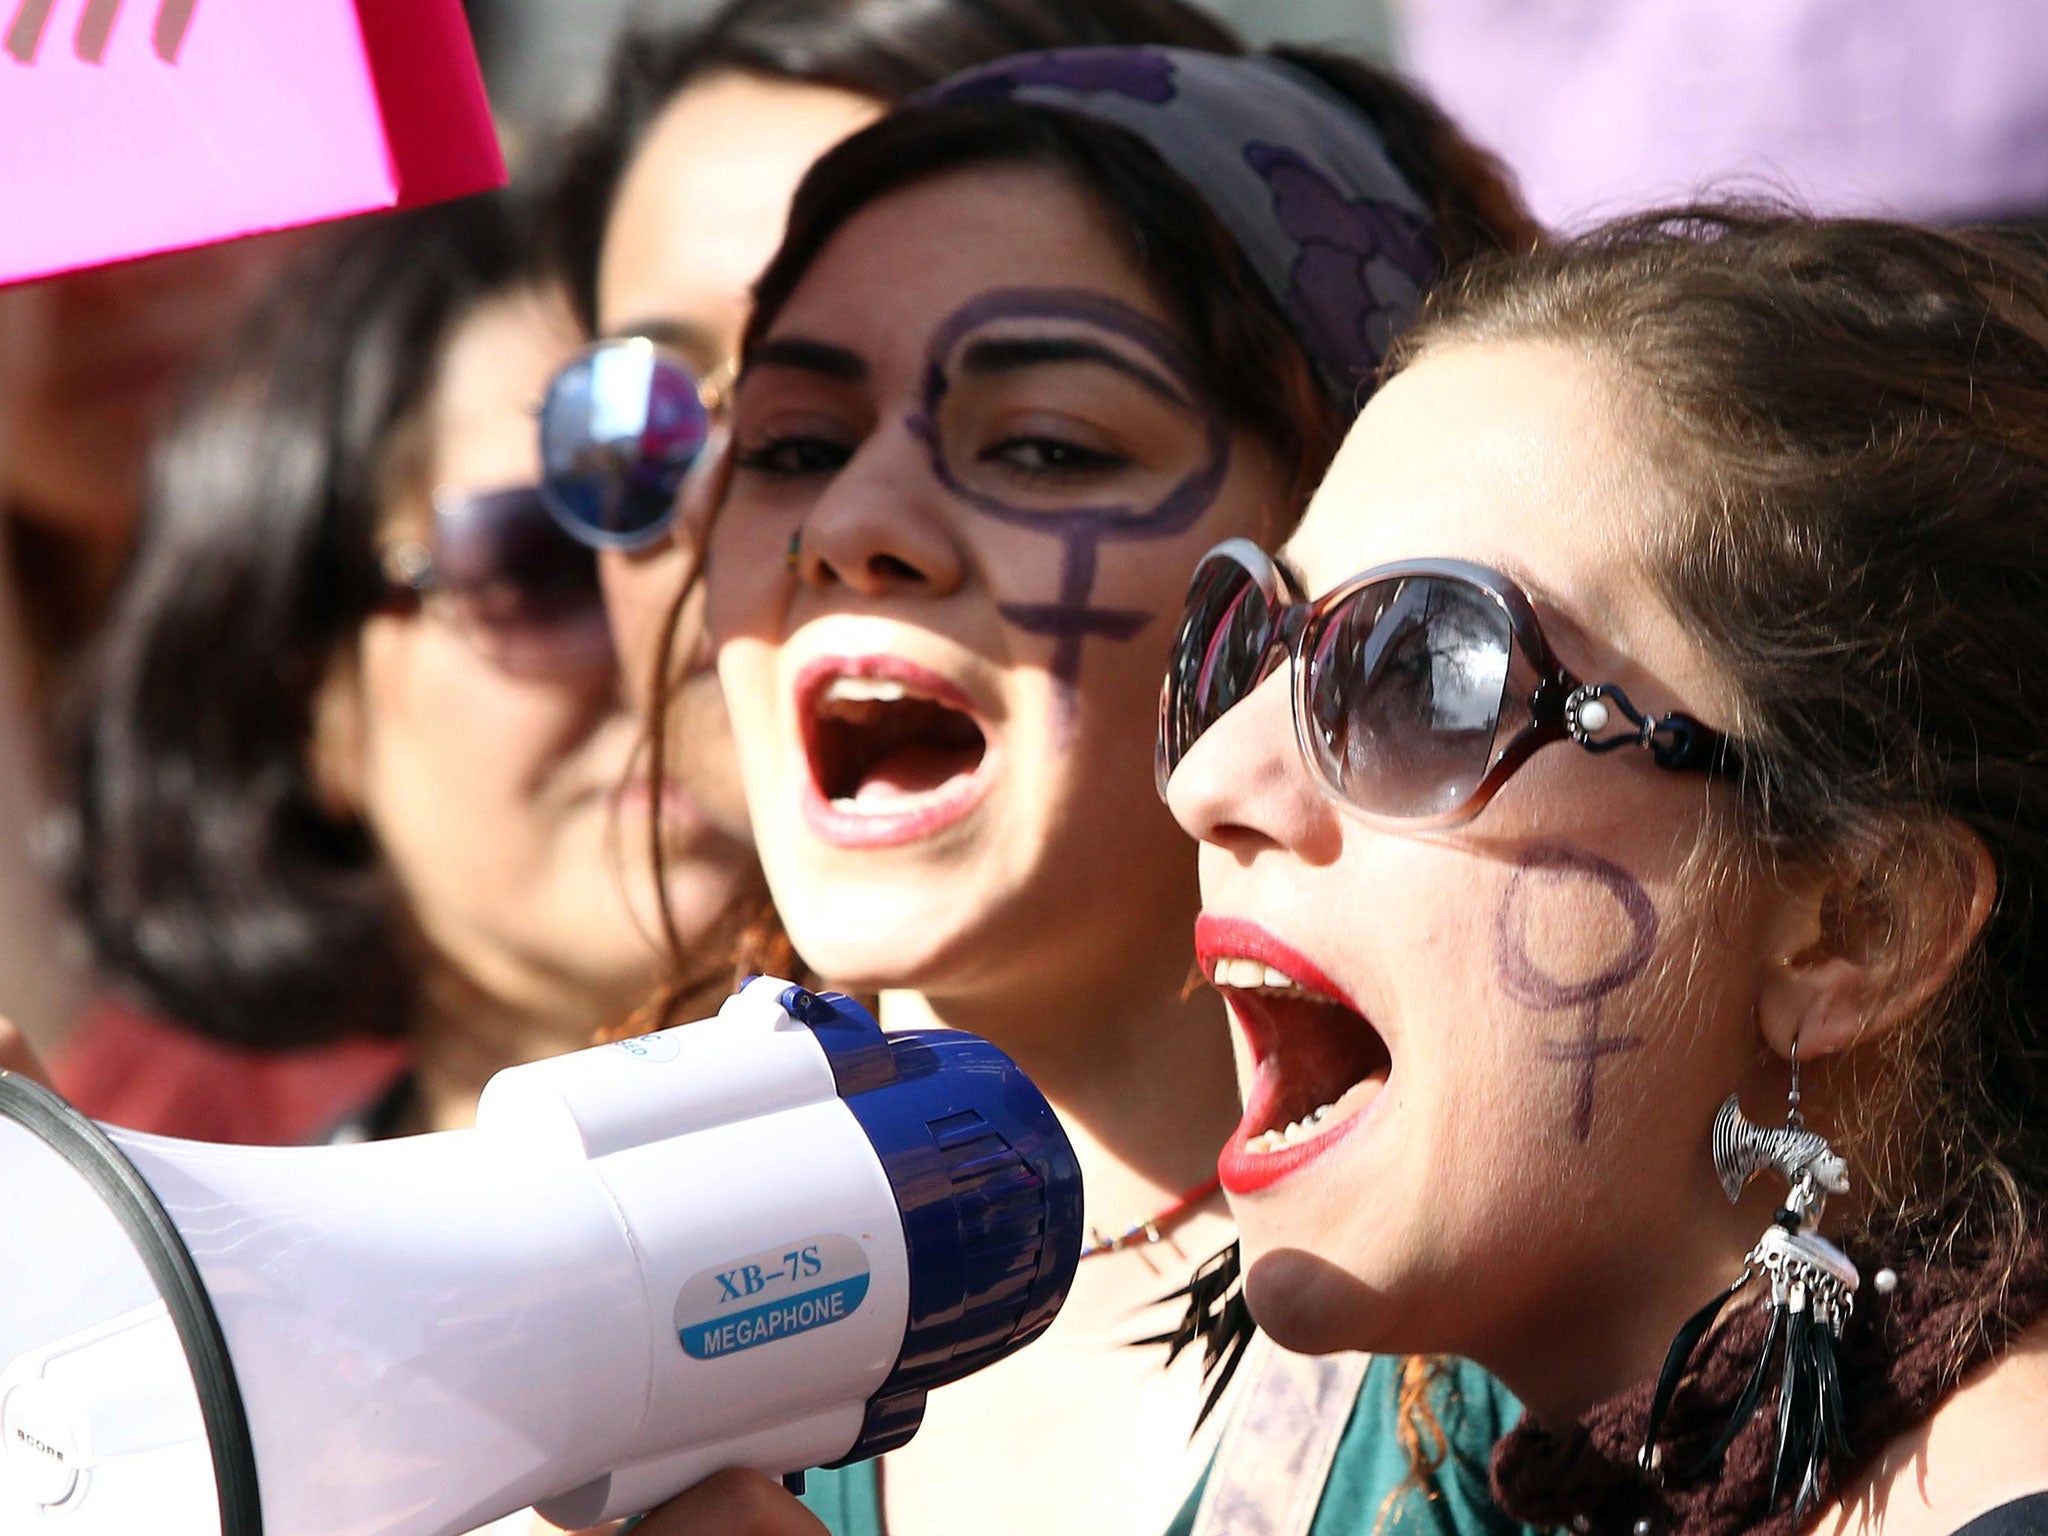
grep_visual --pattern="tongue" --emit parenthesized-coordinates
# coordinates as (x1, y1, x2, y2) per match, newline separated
(1248, 995, 1391, 1126)
(851, 744, 977, 803)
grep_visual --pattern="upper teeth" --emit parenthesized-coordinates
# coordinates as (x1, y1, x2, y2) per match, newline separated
(1212, 957, 1301, 991)
(825, 677, 910, 704)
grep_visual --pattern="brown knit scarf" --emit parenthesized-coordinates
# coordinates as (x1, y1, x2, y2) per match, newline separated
(1491, 1231, 2048, 1536)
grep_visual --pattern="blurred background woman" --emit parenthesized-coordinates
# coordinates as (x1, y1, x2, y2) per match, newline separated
(53, 190, 758, 1141)
(0, 236, 308, 1057)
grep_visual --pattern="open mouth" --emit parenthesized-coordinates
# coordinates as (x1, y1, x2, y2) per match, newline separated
(1197, 915, 1392, 1195)
(796, 656, 994, 848)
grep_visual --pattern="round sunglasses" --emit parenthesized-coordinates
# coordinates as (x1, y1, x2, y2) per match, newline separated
(380, 486, 615, 678)
(536, 338, 731, 553)
(1155, 539, 1740, 827)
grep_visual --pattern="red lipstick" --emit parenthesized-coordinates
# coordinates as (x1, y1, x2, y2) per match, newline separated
(1196, 914, 1379, 1196)
(1193, 914, 1358, 1024)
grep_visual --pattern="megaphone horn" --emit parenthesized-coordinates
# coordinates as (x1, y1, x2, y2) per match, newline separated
(0, 978, 1083, 1536)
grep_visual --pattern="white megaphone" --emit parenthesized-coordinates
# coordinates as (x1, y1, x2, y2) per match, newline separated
(0, 978, 1083, 1536)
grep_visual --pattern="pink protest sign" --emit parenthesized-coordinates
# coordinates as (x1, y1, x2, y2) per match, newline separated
(0, 0, 505, 285)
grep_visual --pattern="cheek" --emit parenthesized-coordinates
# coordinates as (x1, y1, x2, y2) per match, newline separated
(359, 629, 597, 830)
(1412, 837, 1741, 1170)
(714, 638, 784, 786)
(1343, 836, 1649, 1135)
(704, 508, 794, 646)
(601, 550, 689, 711)
(975, 446, 1280, 713)
(1097, 452, 1279, 647)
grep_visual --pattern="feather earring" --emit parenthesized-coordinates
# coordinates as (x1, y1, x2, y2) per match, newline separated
(1638, 1045, 1860, 1520)
(1139, 1240, 1257, 1426)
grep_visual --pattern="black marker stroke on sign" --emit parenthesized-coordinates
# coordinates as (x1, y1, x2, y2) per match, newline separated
(7, 0, 198, 63)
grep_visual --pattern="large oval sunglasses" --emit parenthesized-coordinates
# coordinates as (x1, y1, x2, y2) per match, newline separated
(1156, 538, 1742, 828)
(380, 486, 615, 679)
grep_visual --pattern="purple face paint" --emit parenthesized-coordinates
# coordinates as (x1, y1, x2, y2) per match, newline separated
(908, 286, 1231, 701)
(1492, 844, 1659, 1144)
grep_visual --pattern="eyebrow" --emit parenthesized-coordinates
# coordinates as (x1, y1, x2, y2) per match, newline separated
(955, 334, 1193, 409)
(740, 336, 870, 384)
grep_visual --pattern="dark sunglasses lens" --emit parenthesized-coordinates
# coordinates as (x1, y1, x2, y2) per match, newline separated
(1158, 553, 1275, 792)
(1303, 575, 1511, 819)
(538, 343, 710, 550)
(434, 488, 614, 674)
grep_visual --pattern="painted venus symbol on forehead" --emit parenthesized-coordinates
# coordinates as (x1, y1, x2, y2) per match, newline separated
(908, 287, 1232, 696)
(1493, 844, 1659, 1144)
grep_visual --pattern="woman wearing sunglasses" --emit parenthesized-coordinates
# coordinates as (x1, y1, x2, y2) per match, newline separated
(54, 190, 758, 1144)
(588, 42, 1543, 1536)
(1162, 210, 2048, 1535)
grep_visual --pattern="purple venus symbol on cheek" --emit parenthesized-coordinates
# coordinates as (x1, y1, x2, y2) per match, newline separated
(906, 287, 1231, 711)
(1492, 844, 1660, 1143)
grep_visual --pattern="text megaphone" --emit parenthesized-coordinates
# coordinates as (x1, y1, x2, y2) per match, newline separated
(0, 978, 1082, 1535)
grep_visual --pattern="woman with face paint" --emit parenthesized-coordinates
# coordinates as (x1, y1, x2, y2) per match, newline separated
(550, 0, 1244, 736)
(1161, 212, 2048, 1535)
(544, 0, 1262, 1019)
(576, 43, 1541, 1536)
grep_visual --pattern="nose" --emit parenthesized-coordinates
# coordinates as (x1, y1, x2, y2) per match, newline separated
(1166, 671, 1344, 866)
(794, 426, 966, 598)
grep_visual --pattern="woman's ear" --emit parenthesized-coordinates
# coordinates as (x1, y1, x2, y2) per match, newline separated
(1754, 818, 1996, 1063)
(306, 646, 369, 822)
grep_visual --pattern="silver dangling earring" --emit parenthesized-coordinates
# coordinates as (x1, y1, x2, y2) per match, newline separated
(1637, 1040, 1860, 1520)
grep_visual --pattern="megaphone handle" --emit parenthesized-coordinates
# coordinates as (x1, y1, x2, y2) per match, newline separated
(535, 1408, 853, 1527)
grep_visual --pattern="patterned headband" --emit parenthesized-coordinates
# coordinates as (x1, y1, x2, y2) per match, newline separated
(925, 45, 1439, 405)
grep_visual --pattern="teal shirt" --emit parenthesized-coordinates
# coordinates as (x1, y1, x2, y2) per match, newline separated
(800, 1357, 1535, 1536)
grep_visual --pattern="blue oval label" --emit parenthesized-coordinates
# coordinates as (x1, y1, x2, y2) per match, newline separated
(675, 1234, 871, 1359)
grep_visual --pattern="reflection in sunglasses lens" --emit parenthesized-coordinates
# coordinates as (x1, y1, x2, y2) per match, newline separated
(538, 341, 711, 550)
(1159, 555, 1274, 791)
(1306, 577, 1510, 819)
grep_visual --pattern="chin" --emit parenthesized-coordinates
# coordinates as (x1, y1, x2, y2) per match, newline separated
(1242, 1244, 1398, 1358)
(777, 885, 980, 994)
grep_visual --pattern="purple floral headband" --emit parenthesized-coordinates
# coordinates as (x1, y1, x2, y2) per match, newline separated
(926, 45, 1439, 405)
